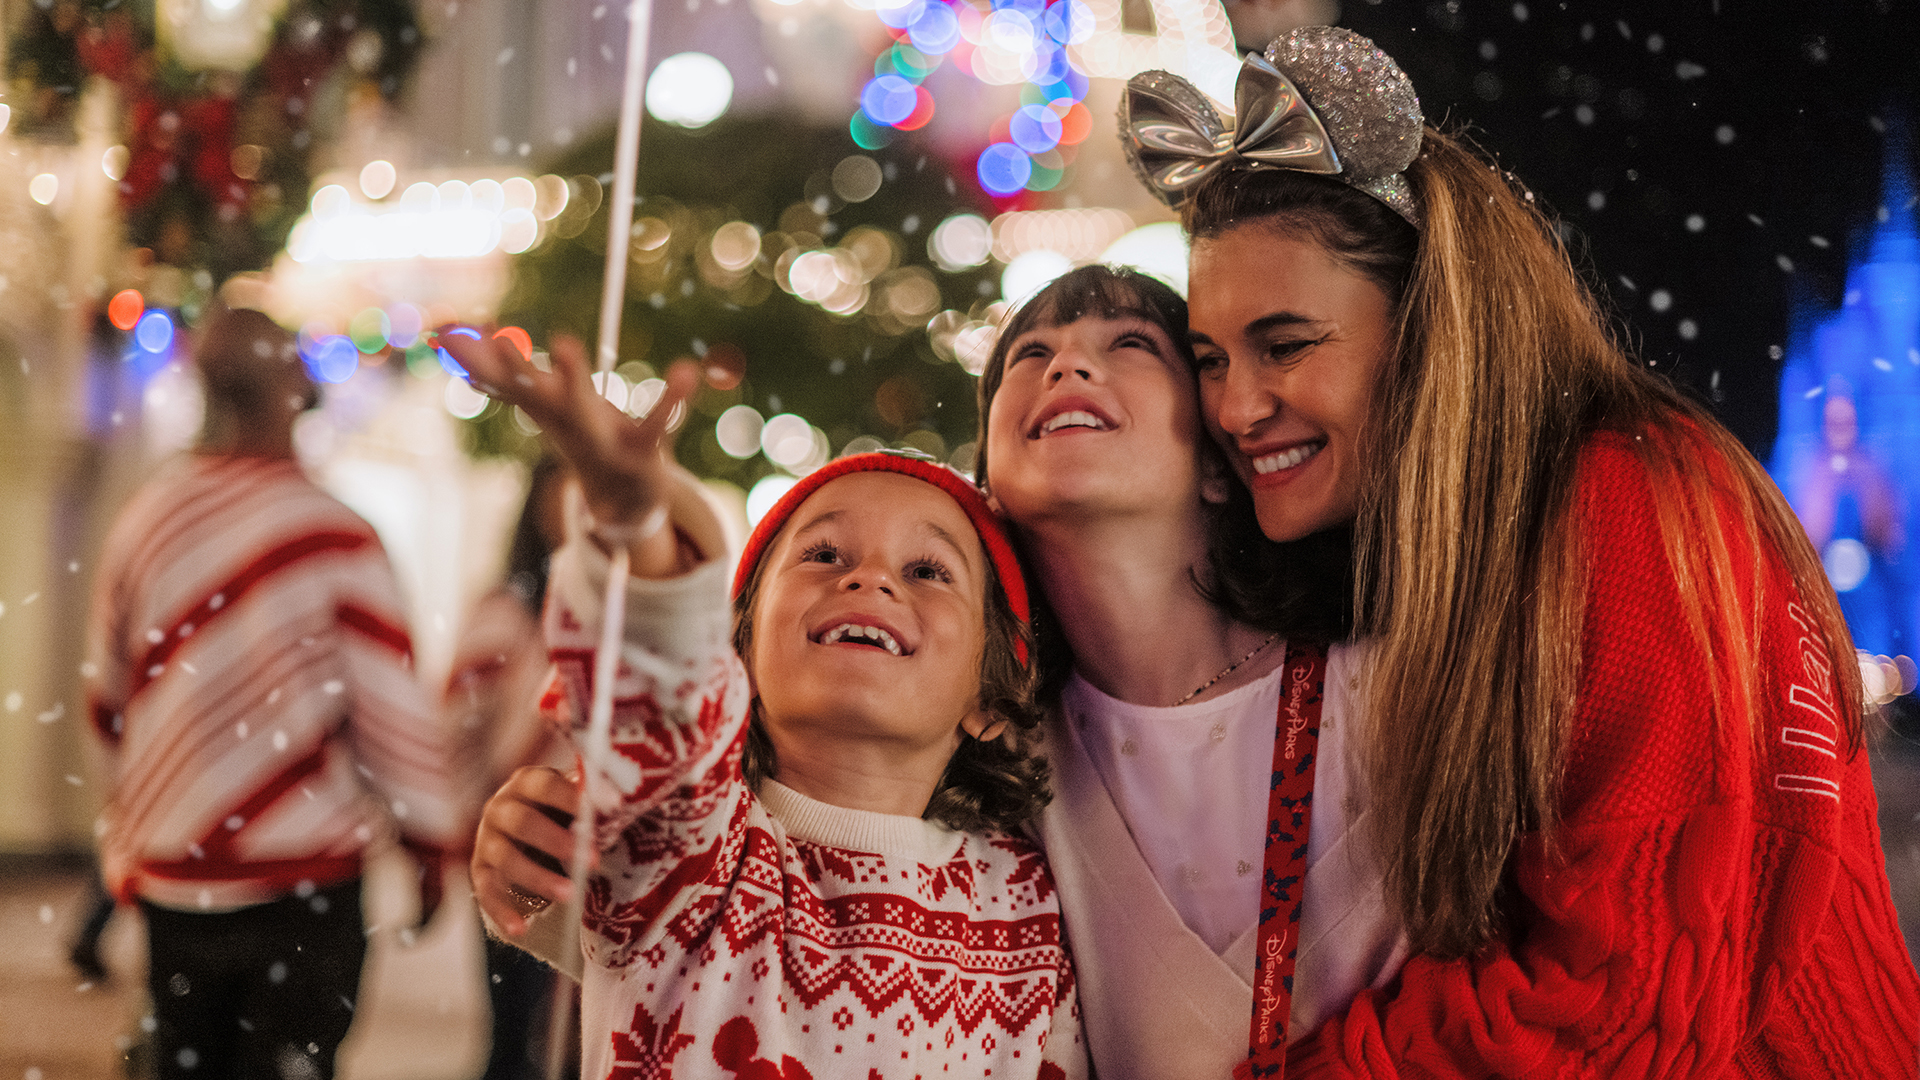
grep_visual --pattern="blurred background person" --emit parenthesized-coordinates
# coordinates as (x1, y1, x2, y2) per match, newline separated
(84, 307, 468, 1080)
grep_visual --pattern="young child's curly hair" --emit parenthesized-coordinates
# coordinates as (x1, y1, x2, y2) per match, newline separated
(728, 468, 1052, 835)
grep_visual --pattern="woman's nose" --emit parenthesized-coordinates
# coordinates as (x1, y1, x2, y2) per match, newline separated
(1212, 357, 1278, 436)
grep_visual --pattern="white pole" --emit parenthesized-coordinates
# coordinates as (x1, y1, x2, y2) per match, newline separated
(547, 2, 652, 1078)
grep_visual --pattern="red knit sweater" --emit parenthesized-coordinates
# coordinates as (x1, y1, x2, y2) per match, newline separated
(1291, 433, 1920, 1078)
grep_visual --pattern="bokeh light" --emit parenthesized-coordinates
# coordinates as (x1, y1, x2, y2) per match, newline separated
(977, 144, 1033, 197)
(1001, 249, 1073, 306)
(29, 173, 58, 205)
(1009, 103, 1064, 154)
(436, 326, 481, 377)
(711, 222, 763, 271)
(444, 376, 489, 419)
(359, 160, 397, 199)
(306, 336, 359, 383)
(134, 310, 174, 354)
(348, 308, 391, 354)
(861, 75, 920, 126)
(929, 213, 992, 271)
(761, 413, 817, 469)
(746, 475, 799, 527)
(386, 303, 424, 348)
(646, 52, 735, 129)
(493, 326, 533, 361)
(107, 290, 144, 332)
(908, 4, 960, 53)
(1101, 222, 1192, 297)
(101, 145, 129, 181)
(1044, 0, 1095, 44)
(716, 405, 766, 458)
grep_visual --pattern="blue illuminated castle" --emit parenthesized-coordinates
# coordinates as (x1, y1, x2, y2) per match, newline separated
(1770, 121, 1920, 656)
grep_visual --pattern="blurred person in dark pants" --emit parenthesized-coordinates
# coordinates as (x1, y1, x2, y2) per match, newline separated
(85, 307, 467, 1080)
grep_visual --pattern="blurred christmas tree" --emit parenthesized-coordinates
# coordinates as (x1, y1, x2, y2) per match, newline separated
(477, 114, 1004, 487)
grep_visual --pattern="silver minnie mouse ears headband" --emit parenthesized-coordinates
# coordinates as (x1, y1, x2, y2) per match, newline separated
(1120, 26, 1425, 228)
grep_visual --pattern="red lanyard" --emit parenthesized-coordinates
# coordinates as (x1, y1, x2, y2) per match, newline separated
(1234, 640, 1327, 1080)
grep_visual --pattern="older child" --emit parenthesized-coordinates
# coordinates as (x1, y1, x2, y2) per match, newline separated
(449, 331, 1084, 1080)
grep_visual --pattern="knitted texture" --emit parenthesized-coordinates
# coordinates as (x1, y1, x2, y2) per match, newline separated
(86, 454, 464, 910)
(544, 539, 1084, 1080)
(1288, 433, 1920, 1078)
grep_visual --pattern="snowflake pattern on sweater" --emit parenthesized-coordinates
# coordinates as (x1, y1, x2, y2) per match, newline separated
(541, 537, 1085, 1080)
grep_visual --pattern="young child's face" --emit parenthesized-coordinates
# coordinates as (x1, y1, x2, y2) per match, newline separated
(748, 471, 991, 755)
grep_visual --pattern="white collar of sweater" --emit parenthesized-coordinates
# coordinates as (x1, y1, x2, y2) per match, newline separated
(757, 779, 965, 862)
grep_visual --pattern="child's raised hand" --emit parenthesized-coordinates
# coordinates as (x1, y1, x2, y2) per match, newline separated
(438, 328, 700, 568)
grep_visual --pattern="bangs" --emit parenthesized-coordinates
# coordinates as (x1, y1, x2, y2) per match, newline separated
(999, 264, 1189, 348)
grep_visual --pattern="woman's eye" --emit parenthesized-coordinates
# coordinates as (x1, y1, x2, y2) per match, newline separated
(800, 542, 840, 564)
(1194, 351, 1227, 375)
(1266, 335, 1327, 364)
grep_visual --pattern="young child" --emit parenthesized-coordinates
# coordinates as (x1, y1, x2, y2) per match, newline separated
(450, 331, 1085, 1080)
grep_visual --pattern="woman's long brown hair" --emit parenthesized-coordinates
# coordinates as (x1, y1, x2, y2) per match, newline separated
(1186, 129, 1862, 959)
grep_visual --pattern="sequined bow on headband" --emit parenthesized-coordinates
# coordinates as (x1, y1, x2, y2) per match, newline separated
(1121, 26, 1425, 227)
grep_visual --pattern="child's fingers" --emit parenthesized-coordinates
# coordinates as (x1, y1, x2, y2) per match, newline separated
(625, 359, 701, 450)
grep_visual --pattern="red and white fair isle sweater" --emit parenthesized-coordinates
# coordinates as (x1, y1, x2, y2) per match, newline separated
(1291, 433, 1920, 1078)
(541, 535, 1085, 1080)
(86, 454, 464, 910)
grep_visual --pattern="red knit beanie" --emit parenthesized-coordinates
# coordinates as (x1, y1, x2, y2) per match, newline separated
(730, 453, 1030, 657)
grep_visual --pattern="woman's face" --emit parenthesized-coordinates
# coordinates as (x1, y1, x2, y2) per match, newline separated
(984, 310, 1206, 526)
(1189, 226, 1396, 543)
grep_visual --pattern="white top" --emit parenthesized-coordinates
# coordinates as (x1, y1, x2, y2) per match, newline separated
(1068, 664, 1287, 953)
(1040, 641, 1409, 1080)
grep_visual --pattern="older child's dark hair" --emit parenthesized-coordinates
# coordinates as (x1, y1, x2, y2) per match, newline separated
(729, 536, 1051, 834)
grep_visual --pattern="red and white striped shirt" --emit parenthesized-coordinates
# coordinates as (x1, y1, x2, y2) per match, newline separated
(87, 453, 464, 911)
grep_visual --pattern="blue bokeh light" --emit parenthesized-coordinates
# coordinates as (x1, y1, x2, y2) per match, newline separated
(861, 75, 921, 126)
(908, 3, 961, 54)
(875, 0, 924, 30)
(1044, 0, 1095, 45)
(436, 326, 481, 379)
(1027, 44, 1072, 86)
(134, 310, 174, 354)
(1010, 103, 1064, 154)
(302, 336, 359, 384)
(977, 143, 1033, 196)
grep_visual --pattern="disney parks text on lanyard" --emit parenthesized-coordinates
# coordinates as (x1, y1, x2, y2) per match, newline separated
(1233, 639, 1327, 1080)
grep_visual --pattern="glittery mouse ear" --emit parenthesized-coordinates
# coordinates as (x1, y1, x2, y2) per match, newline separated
(1120, 25, 1425, 228)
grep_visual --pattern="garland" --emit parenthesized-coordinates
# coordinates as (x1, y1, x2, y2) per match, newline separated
(5, 0, 422, 281)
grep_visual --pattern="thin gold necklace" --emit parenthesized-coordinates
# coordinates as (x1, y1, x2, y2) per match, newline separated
(1173, 632, 1281, 707)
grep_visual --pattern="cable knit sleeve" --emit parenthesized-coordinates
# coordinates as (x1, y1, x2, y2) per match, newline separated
(1289, 433, 1920, 1079)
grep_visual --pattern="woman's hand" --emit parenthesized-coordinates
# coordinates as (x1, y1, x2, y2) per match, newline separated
(437, 329, 700, 575)
(470, 765, 588, 936)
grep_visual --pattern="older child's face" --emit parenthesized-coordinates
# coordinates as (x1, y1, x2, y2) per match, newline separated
(749, 472, 990, 755)
(984, 312, 1207, 525)
(1190, 226, 1395, 543)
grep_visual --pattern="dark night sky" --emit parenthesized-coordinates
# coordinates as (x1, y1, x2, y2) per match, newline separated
(1334, 0, 1920, 457)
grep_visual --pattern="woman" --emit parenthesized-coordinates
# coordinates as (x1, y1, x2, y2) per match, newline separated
(1160, 24, 1920, 1076)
